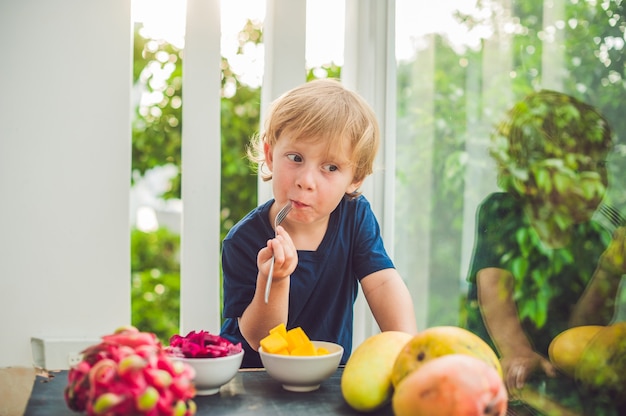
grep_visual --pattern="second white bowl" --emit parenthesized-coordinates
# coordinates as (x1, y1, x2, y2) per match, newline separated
(174, 350, 244, 395)
(259, 340, 343, 392)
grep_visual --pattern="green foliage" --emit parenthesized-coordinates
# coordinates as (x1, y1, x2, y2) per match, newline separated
(488, 1, 624, 327)
(132, 20, 262, 222)
(307, 63, 342, 81)
(130, 228, 181, 343)
(131, 21, 264, 338)
(219, 76, 261, 235)
(132, 24, 183, 198)
(398, 0, 625, 328)
(396, 35, 473, 327)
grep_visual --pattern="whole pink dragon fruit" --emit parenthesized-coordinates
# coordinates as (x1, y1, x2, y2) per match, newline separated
(64, 326, 196, 416)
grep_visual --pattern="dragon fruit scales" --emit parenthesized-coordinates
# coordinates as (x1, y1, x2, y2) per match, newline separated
(64, 326, 197, 416)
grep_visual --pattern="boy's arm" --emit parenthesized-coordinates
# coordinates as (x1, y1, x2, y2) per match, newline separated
(477, 267, 556, 391)
(570, 225, 626, 326)
(361, 269, 418, 334)
(238, 226, 297, 351)
(238, 272, 290, 351)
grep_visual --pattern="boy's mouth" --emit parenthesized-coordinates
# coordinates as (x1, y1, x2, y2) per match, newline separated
(291, 200, 308, 209)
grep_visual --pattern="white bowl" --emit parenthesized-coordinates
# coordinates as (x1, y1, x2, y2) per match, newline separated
(259, 340, 343, 392)
(174, 350, 244, 395)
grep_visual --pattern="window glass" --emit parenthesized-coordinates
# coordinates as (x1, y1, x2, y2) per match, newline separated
(395, 1, 626, 413)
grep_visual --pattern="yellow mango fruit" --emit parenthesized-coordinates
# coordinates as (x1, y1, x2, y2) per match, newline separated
(391, 326, 502, 388)
(548, 325, 604, 378)
(392, 354, 508, 416)
(575, 322, 626, 395)
(341, 331, 413, 412)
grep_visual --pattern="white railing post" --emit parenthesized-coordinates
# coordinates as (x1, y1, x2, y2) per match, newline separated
(180, 0, 223, 334)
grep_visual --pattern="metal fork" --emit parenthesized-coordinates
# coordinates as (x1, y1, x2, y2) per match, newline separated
(598, 203, 626, 233)
(264, 201, 293, 303)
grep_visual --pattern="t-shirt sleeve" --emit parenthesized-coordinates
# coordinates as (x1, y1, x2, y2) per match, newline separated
(221, 232, 261, 319)
(467, 193, 517, 283)
(351, 198, 395, 280)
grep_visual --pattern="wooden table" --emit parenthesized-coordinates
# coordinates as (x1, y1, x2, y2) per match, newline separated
(23, 367, 622, 415)
(24, 368, 393, 415)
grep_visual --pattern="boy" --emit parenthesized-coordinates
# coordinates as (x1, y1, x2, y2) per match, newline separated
(220, 79, 417, 368)
(465, 90, 626, 393)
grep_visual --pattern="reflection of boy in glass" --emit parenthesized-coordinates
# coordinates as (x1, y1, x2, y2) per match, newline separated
(465, 90, 626, 393)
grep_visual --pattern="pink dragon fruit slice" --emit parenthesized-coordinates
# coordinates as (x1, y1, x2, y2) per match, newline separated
(166, 330, 242, 358)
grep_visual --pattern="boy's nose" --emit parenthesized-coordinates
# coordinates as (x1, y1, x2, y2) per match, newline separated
(295, 168, 316, 191)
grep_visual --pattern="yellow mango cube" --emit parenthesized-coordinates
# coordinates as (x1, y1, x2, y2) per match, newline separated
(260, 331, 288, 354)
(316, 347, 330, 356)
(286, 327, 310, 352)
(262, 324, 321, 356)
(269, 322, 288, 339)
(291, 341, 316, 356)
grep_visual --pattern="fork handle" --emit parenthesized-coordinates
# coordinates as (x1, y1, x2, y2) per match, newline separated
(264, 256, 275, 303)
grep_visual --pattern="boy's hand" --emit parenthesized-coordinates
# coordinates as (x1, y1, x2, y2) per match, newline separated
(257, 225, 298, 281)
(599, 226, 626, 276)
(500, 351, 557, 394)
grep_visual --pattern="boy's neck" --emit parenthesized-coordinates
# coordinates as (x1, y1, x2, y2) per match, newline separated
(524, 204, 573, 249)
(288, 216, 330, 251)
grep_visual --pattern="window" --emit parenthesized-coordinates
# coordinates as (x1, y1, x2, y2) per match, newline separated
(394, 1, 626, 413)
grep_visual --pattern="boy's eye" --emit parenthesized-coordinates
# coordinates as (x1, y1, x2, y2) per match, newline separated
(287, 154, 303, 163)
(323, 164, 339, 172)
(575, 160, 607, 173)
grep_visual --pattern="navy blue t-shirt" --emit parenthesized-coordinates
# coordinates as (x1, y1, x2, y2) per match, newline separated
(220, 195, 394, 368)
(465, 192, 610, 355)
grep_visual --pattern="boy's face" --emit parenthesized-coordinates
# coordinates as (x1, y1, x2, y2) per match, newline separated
(265, 133, 362, 227)
(526, 151, 609, 224)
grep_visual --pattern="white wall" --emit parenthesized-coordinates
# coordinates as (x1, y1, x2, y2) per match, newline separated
(0, 0, 132, 367)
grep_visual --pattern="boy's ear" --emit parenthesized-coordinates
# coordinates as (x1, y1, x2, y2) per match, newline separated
(348, 179, 363, 194)
(264, 142, 273, 170)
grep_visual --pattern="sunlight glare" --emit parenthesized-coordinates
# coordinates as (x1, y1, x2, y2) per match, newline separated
(132, 0, 187, 48)
(396, 0, 487, 59)
(136, 206, 159, 232)
(306, 0, 345, 67)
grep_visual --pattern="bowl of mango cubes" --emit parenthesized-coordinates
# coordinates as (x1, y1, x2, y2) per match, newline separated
(258, 323, 343, 392)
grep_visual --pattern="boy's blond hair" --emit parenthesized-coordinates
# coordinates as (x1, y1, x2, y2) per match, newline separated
(248, 79, 380, 199)
(490, 90, 613, 196)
